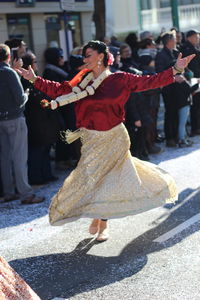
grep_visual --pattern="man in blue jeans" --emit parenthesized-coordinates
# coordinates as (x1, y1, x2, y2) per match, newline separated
(0, 44, 45, 204)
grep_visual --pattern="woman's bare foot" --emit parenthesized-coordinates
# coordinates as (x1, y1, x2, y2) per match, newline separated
(96, 220, 109, 242)
(89, 219, 100, 235)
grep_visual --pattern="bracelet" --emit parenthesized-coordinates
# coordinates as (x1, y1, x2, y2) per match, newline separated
(174, 64, 184, 73)
(29, 76, 37, 84)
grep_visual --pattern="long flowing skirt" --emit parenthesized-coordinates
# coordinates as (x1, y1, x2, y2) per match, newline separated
(49, 123, 177, 225)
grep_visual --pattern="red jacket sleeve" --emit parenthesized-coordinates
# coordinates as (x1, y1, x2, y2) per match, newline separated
(34, 76, 72, 99)
(125, 68, 175, 92)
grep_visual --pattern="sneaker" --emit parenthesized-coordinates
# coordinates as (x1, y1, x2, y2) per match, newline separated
(186, 139, 193, 145)
(155, 134, 165, 143)
(21, 194, 45, 205)
(178, 139, 192, 148)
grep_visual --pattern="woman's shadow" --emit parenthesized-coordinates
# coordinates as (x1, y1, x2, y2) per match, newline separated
(10, 187, 200, 300)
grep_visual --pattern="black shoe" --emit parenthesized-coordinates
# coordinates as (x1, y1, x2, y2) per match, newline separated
(166, 139, 177, 147)
(4, 194, 20, 202)
(148, 145, 163, 154)
(29, 180, 48, 185)
(190, 129, 200, 136)
(21, 194, 45, 205)
(45, 176, 59, 182)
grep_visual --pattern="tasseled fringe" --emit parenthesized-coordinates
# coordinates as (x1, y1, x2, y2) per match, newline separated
(60, 129, 81, 144)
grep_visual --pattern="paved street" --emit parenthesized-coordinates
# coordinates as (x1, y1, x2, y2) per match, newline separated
(1, 135, 200, 300)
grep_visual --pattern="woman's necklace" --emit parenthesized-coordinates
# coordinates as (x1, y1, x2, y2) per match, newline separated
(50, 69, 111, 110)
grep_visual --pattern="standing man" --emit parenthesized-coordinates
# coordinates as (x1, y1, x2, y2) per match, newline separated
(0, 44, 44, 204)
(155, 32, 181, 147)
(181, 30, 200, 136)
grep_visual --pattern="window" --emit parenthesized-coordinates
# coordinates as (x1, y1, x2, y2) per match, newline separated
(141, 0, 152, 10)
(7, 14, 32, 49)
(44, 13, 82, 48)
(178, 0, 199, 4)
(160, 0, 171, 8)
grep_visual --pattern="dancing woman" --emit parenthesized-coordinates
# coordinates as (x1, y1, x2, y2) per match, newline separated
(18, 41, 195, 242)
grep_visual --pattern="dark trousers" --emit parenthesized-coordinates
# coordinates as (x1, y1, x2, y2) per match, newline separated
(0, 167, 3, 197)
(191, 93, 200, 132)
(55, 139, 81, 162)
(126, 125, 148, 159)
(28, 144, 53, 183)
(162, 90, 178, 141)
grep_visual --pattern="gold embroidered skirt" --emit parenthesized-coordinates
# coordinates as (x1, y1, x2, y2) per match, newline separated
(49, 123, 177, 225)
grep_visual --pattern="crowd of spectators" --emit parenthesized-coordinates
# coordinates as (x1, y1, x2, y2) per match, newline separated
(0, 27, 200, 203)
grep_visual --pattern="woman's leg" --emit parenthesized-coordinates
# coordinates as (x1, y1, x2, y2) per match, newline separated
(89, 219, 100, 234)
(97, 219, 109, 242)
(89, 219, 109, 242)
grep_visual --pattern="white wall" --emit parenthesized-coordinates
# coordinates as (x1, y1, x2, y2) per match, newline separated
(0, 14, 8, 43)
(105, 0, 140, 37)
(81, 11, 93, 43)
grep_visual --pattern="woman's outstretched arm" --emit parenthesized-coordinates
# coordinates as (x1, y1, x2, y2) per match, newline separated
(126, 53, 196, 93)
(17, 65, 72, 98)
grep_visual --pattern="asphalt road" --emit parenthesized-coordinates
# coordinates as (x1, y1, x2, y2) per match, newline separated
(1, 135, 200, 300)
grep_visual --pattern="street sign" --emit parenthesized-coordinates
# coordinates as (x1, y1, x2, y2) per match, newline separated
(60, 0, 75, 11)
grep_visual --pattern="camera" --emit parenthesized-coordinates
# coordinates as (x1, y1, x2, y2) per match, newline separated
(11, 47, 19, 60)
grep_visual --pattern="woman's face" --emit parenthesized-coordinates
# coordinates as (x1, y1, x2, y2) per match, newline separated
(83, 48, 104, 70)
(58, 56, 65, 66)
(120, 46, 132, 59)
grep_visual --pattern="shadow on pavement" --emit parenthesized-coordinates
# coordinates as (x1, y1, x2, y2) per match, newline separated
(10, 187, 200, 300)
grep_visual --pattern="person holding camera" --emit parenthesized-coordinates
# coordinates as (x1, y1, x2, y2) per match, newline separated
(0, 44, 44, 204)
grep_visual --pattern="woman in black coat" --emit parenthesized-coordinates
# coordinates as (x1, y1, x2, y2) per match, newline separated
(43, 47, 79, 167)
(22, 52, 61, 184)
(172, 69, 199, 147)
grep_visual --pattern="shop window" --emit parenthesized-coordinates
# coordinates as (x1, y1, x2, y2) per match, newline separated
(141, 0, 152, 10)
(7, 14, 32, 49)
(44, 13, 81, 49)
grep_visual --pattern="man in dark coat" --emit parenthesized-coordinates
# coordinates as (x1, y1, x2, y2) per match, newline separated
(155, 32, 180, 147)
(180, 29, 200, 135)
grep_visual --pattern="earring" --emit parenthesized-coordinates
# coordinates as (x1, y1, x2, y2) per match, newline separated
(97, 60, 102, 68)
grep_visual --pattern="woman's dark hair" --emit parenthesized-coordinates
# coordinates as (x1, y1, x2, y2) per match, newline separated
(22, 52, 35, 69)
(5, 38, 23, 49)
(82, 40, 109, 67)
(44, 47, 64, 66)
(125, 33, 138, 49)
(139, 38, 155, 49)
(161, 33, 175, 46)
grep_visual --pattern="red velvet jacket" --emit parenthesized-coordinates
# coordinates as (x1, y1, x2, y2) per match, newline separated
(34, 68, 174, 131)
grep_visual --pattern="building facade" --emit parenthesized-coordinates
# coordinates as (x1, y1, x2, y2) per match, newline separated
(105, 0, 200, 40)
(140, 0, 200, 33)
(105, 0, 140, 38)
(0, 0, 94, 71)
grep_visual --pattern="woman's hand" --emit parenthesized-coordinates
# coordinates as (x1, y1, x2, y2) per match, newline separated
(173, 53, 196, 74)
(16, 65, 37, 82)
(12, 58, 23, 70)
(175, 74, 185, 83)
